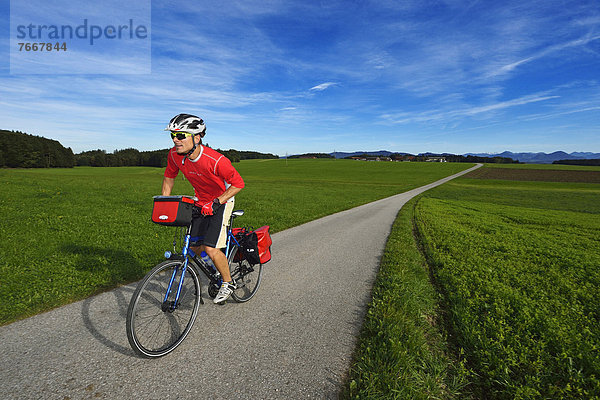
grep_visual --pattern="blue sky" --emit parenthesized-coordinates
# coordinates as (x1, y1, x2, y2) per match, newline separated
(1, 0, 599, 156)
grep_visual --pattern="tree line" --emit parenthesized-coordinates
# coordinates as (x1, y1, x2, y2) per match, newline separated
(75, 147, 278, 166)
(288, 153, 334, 159)
(553, 159, 600, 166)
(438, 154, 518, 163)
(0, 130, 75, 168)
(1, 130, 278, 168)
(75, 148, 169, 167)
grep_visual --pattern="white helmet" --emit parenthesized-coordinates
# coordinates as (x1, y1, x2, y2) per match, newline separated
(165, 113, 206, 137)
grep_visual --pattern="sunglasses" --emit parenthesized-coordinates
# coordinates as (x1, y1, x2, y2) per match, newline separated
(170, 131, 193, 140)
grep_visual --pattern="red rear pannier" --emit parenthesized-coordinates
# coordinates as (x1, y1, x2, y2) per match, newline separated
(254, 225, 272, 264)
(151, 196, 195, 226)
(231, 227, 247, 262)
(232, 226, 272, 264)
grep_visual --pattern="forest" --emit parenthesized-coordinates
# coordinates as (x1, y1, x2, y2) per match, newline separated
(0, 130, 278, 168)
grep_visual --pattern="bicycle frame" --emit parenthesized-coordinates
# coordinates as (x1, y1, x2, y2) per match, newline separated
(162, 214, 242, 310)
(161, 225, 189, 310)
(127, 204, 262, 358)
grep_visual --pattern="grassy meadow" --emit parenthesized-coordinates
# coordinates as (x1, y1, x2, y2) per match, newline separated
(0, 159, 470, 325)
(7, 159, 598, 398)
(345, 164, 600, 399)
(343, 194, 472, 400)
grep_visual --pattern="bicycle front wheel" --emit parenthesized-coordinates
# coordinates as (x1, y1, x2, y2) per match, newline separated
(228, 246, 263, 302)
(126, 259, 201, 357)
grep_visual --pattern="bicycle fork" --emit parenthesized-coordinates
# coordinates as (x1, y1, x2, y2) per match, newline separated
(162, 234, 195, 312)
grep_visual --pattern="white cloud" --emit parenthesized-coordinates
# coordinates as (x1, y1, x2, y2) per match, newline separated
(1, 0, 599, 155)
(309, 82, 338, 91)
(462, 94, 560, 116)
(380, 92, 560, 125)
(489, 34, 600, 78)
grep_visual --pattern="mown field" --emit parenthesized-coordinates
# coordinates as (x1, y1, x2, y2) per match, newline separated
(345, 164, 600, 399)
(467, 165, 600, 182)
(0, 159, 470, 325)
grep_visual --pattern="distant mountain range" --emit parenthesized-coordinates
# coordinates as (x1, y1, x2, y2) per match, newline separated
(329, 150, 600, 164)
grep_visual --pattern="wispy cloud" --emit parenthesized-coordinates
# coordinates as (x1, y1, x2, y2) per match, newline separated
(520, 106, 600, 122)
(380, 92, 560, 125)
(490, 34, 600, 77)
(1, 0, 599, 154)
(309, 82, 338, 91)
(462, 94, 560, 116)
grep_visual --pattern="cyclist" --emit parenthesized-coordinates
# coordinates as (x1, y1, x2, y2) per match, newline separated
(161, 113, 245, 304)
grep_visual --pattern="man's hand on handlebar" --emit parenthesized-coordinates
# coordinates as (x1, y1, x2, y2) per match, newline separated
(200, 198, 222, 216)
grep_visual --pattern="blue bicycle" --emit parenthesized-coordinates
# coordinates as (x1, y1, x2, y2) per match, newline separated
(126, 200, 263, 358)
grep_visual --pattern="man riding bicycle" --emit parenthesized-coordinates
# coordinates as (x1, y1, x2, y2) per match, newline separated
(161, 113, 245, 304)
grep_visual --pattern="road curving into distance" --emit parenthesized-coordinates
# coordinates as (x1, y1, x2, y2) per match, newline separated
(0, 163, 481, 399)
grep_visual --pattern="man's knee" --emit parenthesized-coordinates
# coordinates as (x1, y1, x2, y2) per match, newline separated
(190, 245, 204, 254)
(205, 246, 226, 260)
(203, 246, 218, 257)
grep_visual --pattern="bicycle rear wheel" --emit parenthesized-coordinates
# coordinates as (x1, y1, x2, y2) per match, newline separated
(228, 246, 263, 302)
(126, 260, 201, 357)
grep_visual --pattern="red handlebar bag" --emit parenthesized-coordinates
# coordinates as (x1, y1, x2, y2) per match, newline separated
(151, 196, 195, 226)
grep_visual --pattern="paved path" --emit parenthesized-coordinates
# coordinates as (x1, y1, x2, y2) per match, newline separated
(1, 164, 481, 400)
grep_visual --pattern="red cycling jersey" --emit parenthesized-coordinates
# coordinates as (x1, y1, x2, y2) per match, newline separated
(164, 145, 245, 205)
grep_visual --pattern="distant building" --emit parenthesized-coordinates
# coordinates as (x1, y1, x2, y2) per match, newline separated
(426, 157, 447, 162)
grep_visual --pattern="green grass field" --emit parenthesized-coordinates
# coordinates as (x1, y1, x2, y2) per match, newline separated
(344, 164, 600, 399)
(4, 160, 599, 398)
(0, 159, 470, 325)
(343, 196, 472, 399)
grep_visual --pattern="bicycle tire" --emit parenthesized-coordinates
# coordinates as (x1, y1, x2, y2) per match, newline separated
(126, 259, 201, 357)
(228, 246, 263, 302)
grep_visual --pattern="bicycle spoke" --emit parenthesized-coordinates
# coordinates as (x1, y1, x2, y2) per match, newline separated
(228, 247, 263, 302)
(126, 260, 201, 357)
